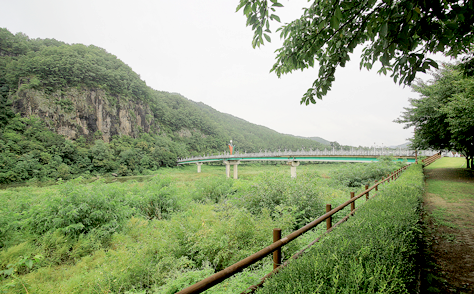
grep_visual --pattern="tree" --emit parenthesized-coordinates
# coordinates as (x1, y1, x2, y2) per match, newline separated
(237, 0, 474, 104)
(440, 77, 474, 168)
(0, 84, 14, 129)
(396, 63, 474, 168)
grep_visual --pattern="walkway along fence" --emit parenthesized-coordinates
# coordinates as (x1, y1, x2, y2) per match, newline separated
(176, 153, 442, 294)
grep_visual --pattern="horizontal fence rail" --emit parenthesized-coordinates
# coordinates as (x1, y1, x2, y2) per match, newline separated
(422, 152, 441, 166)
(175, 156, 444, 294)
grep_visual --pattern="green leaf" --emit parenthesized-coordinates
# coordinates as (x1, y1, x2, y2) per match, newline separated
(270, 14, 281, 22)
(335, 6, 342, 20)
(25, 259, 33, 269)
(264, 34, 271, 42)
(244, 3, 252, 15)
(330, 15, 340, 29)
(272, 2, 284, 7)
(380, 22, 388, 37)
(4, 267, 14, 276)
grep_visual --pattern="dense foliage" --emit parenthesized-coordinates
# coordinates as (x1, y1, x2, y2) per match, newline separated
(396, 63, 474, 168)
(0, 29, 149, 100)
(0, 161, 413, 293)
(237, 0, 474, 104)
(329, 156, 405, 187)
(0, 164, 347, 292)
(0, 114, 186, 184)
(0, 28, 333, 183)
(256, 164, 424, 293)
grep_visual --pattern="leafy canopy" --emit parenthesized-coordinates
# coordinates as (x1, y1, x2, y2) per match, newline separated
(396, 63, 474, 168)
(236, 0, 474, 104)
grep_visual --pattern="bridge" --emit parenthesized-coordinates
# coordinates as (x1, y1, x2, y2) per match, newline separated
(177, 148, 436, 179)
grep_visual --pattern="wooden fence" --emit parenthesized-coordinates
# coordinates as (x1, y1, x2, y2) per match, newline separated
(422, 152, 441, 166)
(177, 153, 441, 294)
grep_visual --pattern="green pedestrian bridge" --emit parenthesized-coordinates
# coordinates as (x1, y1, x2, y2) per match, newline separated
(177, 148, 433, 179)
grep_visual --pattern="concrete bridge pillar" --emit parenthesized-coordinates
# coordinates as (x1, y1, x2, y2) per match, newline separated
(223, 160, 241, 179)
(196, 162, 203, 173)
(288, 161, 300, 178)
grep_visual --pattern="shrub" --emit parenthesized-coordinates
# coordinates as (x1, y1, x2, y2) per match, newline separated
(329, 156, 404, 187)
(129, 176, 181, 220)
(233, 172, 326, 229)
(191, 176, 235, 203)
(25, 177, 135, 239)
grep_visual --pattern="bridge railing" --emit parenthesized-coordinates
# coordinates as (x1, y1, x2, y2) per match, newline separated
(177, 148, 438, 163)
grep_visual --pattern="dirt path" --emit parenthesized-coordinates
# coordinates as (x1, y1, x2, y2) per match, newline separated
(422, 167, 474, 293)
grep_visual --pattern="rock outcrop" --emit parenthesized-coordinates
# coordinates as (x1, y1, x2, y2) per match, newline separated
(11, 80, 159, 142)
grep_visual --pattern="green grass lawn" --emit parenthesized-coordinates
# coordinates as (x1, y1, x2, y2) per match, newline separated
(425, 157, 467, 169)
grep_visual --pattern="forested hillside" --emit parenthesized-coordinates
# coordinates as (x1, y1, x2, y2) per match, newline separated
(0, 28, 330, 183)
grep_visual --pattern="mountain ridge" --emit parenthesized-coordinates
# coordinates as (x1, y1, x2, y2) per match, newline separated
(0, 28, 334, 183)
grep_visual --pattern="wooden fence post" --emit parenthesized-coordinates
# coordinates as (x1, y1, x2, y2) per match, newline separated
(273, 229, 281, 269)
(350, 192, 355, 212)
(326, 204, 332, 230)
(365, 185, 369, 200)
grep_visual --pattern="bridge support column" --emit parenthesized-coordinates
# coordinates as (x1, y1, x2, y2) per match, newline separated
(196, 162, 203, 173)
(288, 161, 300, 178)
(223, 160, 240, 179)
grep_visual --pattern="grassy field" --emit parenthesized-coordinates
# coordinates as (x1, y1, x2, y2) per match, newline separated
(425, 157, 467, 169)
(0, 160, 405, 293)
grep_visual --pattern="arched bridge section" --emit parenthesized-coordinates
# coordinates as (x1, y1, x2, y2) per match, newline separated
(177, 149, 435, 179)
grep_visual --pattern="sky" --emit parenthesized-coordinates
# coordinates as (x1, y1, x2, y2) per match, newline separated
(1, 0, 448, 147)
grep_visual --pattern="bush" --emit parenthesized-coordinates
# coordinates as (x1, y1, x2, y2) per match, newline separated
(25, 177, 135, 239)
(233, 172, 326, 229)
(191, 176, 235, 203)
(129, 176, 181, 220)
(329, 156, 404, 187)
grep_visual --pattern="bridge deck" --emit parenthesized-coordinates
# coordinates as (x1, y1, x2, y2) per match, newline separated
(178, 155, 417, 165)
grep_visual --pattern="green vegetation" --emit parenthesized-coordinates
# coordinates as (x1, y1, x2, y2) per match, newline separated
(421, 157, 474, 292)
(0, 28, 334, 184)
(0, 161, 405, 293)
(255, 164, 424, 293)
(424, 157, 466, 169)
(329, 156, 406, 187)
(237, 0, 473, 103)
(0, 114, 185, 184)
(426, 180, 474, 203)
(397, 63, 474, 168)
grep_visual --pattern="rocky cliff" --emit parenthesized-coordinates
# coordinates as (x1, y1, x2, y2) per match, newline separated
(11, 79, 159, 142)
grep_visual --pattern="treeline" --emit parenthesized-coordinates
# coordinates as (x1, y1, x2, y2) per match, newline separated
(0, 29, 149, 101)
(0, 115, 187, 184)
(0, 28, 332, 183)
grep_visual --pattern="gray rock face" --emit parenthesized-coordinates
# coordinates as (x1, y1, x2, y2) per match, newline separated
(11, 81, 159, 142)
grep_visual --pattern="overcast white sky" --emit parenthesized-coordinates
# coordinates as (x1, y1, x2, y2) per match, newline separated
(1, 0, 447, 147)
